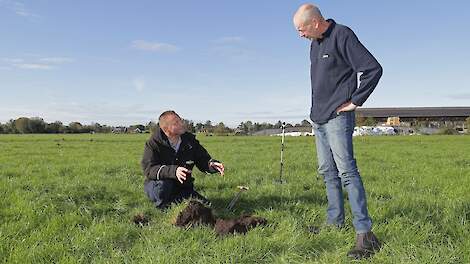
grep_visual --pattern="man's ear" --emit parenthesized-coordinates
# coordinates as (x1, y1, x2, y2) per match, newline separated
(313, 18, 319, 29)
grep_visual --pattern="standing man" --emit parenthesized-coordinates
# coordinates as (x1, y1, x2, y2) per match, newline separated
(141, 110, 225, 209)
(293, 4, 383, 259)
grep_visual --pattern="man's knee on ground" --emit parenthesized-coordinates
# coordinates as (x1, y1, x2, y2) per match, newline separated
(144, 179, 176, 201)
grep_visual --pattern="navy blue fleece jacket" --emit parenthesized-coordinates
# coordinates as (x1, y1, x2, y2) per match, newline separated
(310, 19, 382, 124)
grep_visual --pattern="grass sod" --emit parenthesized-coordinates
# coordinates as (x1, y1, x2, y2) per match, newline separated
(0, 134, 468, 263)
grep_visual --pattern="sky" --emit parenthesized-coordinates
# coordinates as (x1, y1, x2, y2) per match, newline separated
(1, 1, 469, 127)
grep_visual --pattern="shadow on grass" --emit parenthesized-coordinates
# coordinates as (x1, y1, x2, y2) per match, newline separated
(208, 191, 328, 215)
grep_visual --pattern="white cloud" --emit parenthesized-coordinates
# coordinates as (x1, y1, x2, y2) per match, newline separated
(2, 56, 74, 70)
(39, 57, 75, 64)
(15, 10, 30, 16)
(0, 0, 40, 19)
(2, 58, 24, 63)
(13, 63, 53, 70)
(133, 77, 145, 92)
(131, 40, 180, 52)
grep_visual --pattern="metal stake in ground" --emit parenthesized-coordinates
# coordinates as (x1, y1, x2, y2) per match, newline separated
(276, 122, 287, 184)
(226, 186, 249, 211)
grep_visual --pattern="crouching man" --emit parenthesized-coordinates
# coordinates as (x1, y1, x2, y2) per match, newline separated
(141, 110, 225, 209)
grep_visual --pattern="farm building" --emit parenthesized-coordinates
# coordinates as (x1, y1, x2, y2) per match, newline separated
(356, 107, 470, 128)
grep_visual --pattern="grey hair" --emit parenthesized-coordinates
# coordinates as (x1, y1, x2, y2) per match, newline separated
(158, 110, 181, 128)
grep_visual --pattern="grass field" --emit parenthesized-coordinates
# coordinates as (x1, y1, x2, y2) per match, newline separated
(1, 134, 469, 263)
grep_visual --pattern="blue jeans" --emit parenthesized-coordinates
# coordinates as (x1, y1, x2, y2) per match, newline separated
(144, 179, 209, 209)
(312, 111, 372, 234)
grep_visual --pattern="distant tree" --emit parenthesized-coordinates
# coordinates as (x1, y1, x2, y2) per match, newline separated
(203, 120, 213, 131)
(146, 121, 158, 134)
(90, 122, 103, 133)
(4, 119, 17, 133)
(80, 125, 93, 133)
(244, 121, 253, 134)
(274, 120, 283, 129)
(237, 122, 247, 134)
(214, 122, 231, 135)
(259, 122, 273, 130)
(285, 123, 294, 128)
(183, 119, 195, 133)
(364, 117, 376, 126)
(301, 119, 312, 127)
(68, 122, 83, 133)
(46, 121, 64, 133)
(29, 117, 46, 133)
(0, 123, 3, 133)
(195, 122, 204, 132)
(14, 117, 31, 133)
(100, 125, 112, 133)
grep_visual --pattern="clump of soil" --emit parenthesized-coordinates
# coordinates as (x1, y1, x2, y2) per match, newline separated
(174, 200, 216, 227)
(133, 213, 150, 226)
(173, 200, 267, 235)
(215, 215, 267, 235)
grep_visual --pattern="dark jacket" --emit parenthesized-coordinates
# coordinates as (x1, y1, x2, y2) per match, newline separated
(141, 126, 219, 186)
(310, 19, 382, 124)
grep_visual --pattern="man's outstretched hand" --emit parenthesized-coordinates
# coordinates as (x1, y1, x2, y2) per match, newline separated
(209, 161, 225, 176)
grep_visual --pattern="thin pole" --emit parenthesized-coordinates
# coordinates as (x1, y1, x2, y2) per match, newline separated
(279, 122, 286, 183)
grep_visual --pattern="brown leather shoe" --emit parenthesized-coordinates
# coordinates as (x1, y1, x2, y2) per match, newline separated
(347, 231, 381, 259)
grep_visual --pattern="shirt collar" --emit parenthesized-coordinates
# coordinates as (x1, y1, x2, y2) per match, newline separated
(169, 137, 182, 152)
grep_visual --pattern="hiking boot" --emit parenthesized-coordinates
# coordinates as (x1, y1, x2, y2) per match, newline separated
(347, 231, 381, 259)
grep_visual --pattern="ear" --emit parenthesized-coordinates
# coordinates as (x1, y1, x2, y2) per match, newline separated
(313, 19, 319, 29)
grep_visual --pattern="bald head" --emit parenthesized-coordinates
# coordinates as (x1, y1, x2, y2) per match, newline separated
(293, 4, 324, 25)
(293, 4, 329, 40)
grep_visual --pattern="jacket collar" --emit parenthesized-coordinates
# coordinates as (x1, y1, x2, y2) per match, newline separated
(316, 19, 336, 44)
(153, 125, 193, 152)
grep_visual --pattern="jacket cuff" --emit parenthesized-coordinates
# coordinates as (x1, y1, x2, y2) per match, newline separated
(351, 99, 363, 107)
(156, 165, 178, 180)
(207, 159, 220, 174)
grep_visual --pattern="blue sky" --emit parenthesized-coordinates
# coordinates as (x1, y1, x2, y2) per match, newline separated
(1, 1, 469, 127)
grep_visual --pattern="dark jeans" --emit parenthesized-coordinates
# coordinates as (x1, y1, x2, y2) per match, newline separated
(144, 179, 209, 209)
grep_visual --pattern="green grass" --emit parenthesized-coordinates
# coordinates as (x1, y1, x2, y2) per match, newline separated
(1, 134, 469, 263)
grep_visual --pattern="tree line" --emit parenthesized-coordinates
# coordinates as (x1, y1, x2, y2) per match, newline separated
(0, 117, 115, 134)
(149, 119, 313, 136)
(2, 116, 467, 135)
(0, 117, 314, 135)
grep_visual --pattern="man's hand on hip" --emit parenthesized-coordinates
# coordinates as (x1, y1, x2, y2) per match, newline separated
(336, 101, 357, 114)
